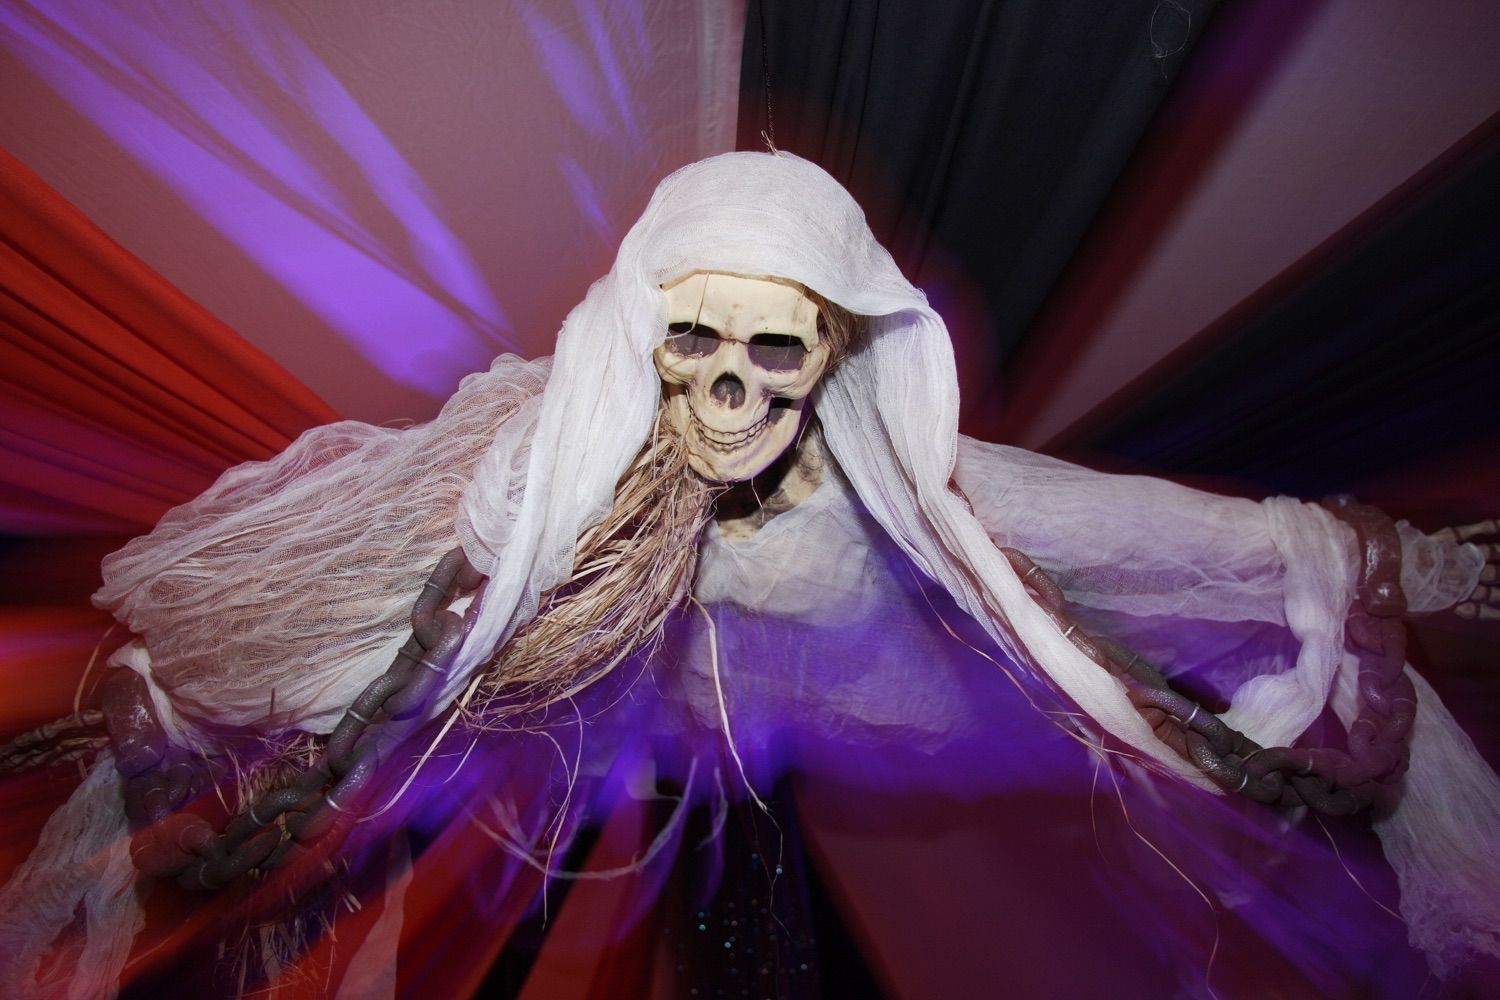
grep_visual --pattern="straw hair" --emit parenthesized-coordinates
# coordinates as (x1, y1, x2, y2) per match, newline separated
(467, 285, 859, 728)
(467, 407, 720, 725)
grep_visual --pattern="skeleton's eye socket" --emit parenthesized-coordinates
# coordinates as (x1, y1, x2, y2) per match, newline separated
(746, 333, 808, 371)
(665, 322, 720, 357)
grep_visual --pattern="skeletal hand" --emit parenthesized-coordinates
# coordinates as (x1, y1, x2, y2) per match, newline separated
(1431, 519, 1499, 622)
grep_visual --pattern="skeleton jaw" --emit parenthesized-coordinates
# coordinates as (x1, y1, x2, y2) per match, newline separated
(688, 402, 770, 450)
(665, 387, 803, 482)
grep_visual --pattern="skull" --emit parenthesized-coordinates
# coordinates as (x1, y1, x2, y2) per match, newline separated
(654, 272, 832, 482)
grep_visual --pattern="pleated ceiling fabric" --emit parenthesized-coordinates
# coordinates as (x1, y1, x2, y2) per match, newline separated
(0, 148, 339, 536)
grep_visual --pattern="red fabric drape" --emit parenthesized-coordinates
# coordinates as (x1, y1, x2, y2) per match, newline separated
(0, 148, 346, 973)
(0, 143, 343, 723)
(0, 147, 339, 536)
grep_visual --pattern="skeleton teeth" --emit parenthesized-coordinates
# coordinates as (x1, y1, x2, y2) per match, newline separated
(689, 405, 769, 451)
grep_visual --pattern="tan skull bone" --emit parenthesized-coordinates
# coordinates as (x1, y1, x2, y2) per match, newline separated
(654, 272, 831, 482)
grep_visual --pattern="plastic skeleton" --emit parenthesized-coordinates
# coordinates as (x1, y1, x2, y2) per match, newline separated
(15, 271, 1492, 890)
(3, 153, 1499, 989)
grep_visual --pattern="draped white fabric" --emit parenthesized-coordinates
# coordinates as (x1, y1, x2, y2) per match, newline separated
(95, 357, 553, 743)
(0, 754, 139, 999)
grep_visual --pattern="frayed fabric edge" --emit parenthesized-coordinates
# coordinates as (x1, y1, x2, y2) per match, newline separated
(0, 751, 141, 1000)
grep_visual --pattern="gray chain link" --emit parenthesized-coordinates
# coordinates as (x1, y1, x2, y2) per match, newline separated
(84, 495, 1419, 887)
(1001, 497, 1414, 817)
(112, 547, 484, 890)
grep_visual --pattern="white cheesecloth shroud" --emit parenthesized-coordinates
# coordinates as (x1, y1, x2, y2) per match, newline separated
(2, 151, 1496, 995)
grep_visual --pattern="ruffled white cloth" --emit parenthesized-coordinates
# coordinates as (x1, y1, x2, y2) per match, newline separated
(94, 356, 553, 746)
(0, 753, 139, 999)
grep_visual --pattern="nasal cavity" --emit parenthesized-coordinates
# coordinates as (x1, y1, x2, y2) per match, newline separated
(710, 373, 746, 408)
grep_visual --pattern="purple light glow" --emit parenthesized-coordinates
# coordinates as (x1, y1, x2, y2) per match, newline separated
(524, 0, 661, 258)
(558, 154, 615, 247)
(1, 0, 513, 396)
(298, 550, 1430, 996)
(518, 0, 649, 158)
(573, 0, 648, 154)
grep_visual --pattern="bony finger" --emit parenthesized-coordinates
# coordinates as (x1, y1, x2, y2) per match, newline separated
(1434, 525, 1500, 547)
(1457, 602, 1500, 622)
(1456, 519, 1499, 542)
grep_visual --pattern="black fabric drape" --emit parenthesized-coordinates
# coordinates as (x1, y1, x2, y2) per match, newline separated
(738, 0, 1224, 425)
(1078, 113, 1500, 504)
(735, 4, 1228, 990)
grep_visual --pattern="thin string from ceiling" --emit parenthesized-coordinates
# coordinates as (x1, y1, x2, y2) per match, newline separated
(758, 0, 777, 153)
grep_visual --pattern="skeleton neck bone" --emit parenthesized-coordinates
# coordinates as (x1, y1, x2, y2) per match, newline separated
(713, 419, 825, 542)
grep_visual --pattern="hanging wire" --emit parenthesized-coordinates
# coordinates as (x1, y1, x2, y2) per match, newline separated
(758, 0, 777, 153)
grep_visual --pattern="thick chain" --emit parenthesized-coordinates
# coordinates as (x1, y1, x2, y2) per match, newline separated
(1001, 497, 1413, 816)
(111, 547, 483, 890)
(97, 496, 1415, 884)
